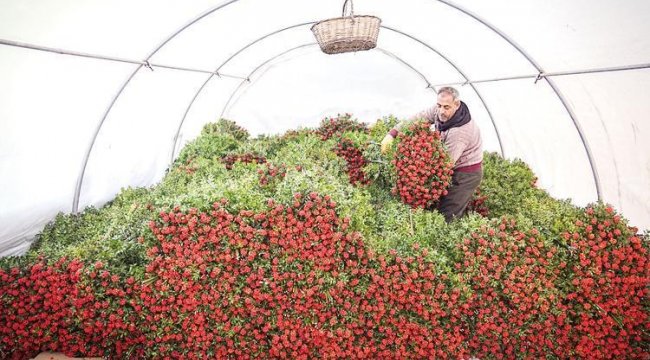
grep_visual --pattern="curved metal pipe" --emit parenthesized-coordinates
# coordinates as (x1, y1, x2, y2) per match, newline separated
(171, 43, 438, 163)
(171, 23, 504, 165)
(382, 25, 505, 158)
(218, 43, 438, 121)
(216, 21, 316, 74)
(72, 0, 241, 213)
(220, 43, 315, 119)
(170, 75, 218, 163)
(170, 21, 319, 164)
(435, 0, 602, 199)
(374, 48, 435, 90)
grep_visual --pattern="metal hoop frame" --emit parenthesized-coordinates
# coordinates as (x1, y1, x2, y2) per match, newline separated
(71, 0, 605, 212)
(216, 43, 433, 120)
(169, 23, 505, 164)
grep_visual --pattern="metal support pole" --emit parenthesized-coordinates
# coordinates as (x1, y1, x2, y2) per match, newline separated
(71, 0, 241, 213)
(386, 26, 505, 156)
(430, 64, 650, 87)
(220, 44, 316, 119)
(171, 23, 506, 165)
(61, 0, 617, 210)
(170, 44, 437, 163)
(0, 38, 249, 79)
(170, 22, 319, 165)
(435, 0, 603, 200)
(218, 44, 438, 122)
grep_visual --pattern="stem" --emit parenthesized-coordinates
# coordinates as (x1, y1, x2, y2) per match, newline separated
(593, 302, 625, 330)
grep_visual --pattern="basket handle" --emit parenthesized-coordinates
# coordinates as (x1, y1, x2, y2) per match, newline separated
(342, 0, 354, 18)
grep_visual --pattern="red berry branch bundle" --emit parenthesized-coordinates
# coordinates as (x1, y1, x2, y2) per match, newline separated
(0, 259, 143, 359)
(316, 114, 367, 141)
(220, 153, 267, 170)
(391, 121, 454, 208)
(138, 194, 469, 358)
(558, 205, 649, 358)
(258, 162, 287, 187)
(2, 203, 648, 358)
(457, 220, 564, 357)
(333, 138, 370, 186)
(176, 158, 198, 175)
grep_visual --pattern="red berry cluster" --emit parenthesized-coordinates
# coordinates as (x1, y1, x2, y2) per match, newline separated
(0, 259, 143, 359)
(220, 153, 267, 170)
(2, 202, 647, 359)
(0, 259, 85, 358)
(333, 139, 370, 186)
(176, 158, 198, 175)
(457, 220, 564, 357)
(391, 122, 454, 209)
(258, 162, 287, 187)
(140, 194, 468, 358)
(558, 206, 649, 358)
(456, 209, 649, 358)
(315, 114, 367, 141)
(467, 188, 489, 217)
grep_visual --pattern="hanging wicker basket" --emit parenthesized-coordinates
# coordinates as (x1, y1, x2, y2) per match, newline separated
(311, 0, 381, 55)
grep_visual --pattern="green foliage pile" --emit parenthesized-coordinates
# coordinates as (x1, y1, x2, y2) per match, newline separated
(0, 116, 626, 281)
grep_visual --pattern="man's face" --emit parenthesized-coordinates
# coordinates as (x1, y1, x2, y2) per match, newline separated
(436, 93, 460, 122)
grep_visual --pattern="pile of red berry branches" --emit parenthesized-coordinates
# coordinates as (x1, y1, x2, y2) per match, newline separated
(134, 194, 467, 358)
(557, 206, 648, 358)
(0, 259, 143, 358)
(1, 202, 647, 359)
(258, 162, 287, 187)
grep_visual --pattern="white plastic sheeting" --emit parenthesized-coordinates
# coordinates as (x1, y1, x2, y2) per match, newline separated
(1, 0, 649, 256)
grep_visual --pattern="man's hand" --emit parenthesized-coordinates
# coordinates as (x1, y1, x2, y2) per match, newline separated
(380, 134, 394, 154)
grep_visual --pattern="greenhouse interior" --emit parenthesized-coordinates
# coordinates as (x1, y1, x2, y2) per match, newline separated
(1, 0, 648, 358)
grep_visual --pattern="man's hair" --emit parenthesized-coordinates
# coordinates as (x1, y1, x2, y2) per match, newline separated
(437, 86, 459, 100)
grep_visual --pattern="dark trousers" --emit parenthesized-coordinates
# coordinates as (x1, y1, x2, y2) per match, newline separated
(437, 169, 483, 223)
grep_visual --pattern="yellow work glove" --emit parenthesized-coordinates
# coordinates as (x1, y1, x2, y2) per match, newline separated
(380, 134, 394, 154)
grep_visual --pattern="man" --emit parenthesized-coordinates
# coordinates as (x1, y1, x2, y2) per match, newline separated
(380, 86, 483, 223)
